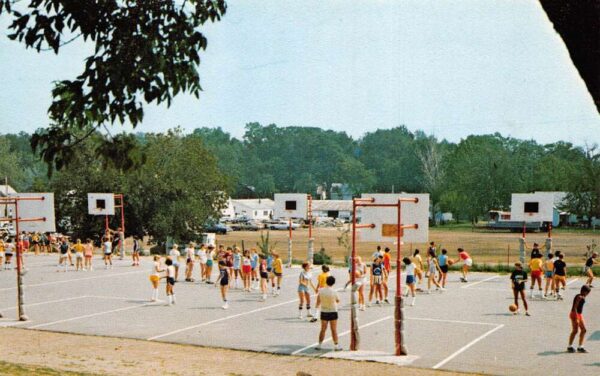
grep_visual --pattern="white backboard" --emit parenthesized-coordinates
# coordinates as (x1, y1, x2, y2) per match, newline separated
(273, 193, 308, 220)
(510, 193, 554, 222)
(87, 193, 115, 216)
(10, 193, 56, 233)
(358, 193, 429, 243)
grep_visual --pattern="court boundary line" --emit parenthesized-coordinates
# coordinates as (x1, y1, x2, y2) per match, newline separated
(0, 270, 147, 292)
(291, 315, 393, 355)
(461, 275, 499, 289)
(29, 301, 156, 329)
(432, 324, 505, 369)
(146, 288, 346, 341)
(0, 295, 89, 311)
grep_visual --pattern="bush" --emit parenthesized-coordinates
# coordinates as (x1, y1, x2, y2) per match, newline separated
(313, 247, 332, 265)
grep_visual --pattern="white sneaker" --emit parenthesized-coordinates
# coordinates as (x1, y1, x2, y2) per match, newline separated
(334, 344, 343, 351)
(298, 313, 304, 319)
(315, 343, 322, 350)
(222, 302, 229, 310)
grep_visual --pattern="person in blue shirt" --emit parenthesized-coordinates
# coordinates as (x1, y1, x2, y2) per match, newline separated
(437, 249, 449, 288)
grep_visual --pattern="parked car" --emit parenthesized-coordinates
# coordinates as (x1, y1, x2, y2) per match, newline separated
(203, 223, 232, 235)
(268, 221, 300, 230)
(230, 221, 262, 231)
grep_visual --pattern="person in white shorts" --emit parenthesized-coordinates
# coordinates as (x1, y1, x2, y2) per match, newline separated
(315, 275, 342, 351)
(197, 244, 208, 282)
(455, 248, 473, 282)
(169, 244, 181, 281)
(103, 237, 113, 269)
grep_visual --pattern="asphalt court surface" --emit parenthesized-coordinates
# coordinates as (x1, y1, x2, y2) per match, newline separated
(1, 254, 599, 375)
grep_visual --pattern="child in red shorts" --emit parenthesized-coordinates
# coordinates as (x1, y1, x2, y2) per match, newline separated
(568, 285, 591, 353)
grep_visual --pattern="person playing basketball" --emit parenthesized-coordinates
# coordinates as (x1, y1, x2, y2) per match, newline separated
(510, 262, 530, 316)
(528, 254, 543, 299)
(553, 253, 567, 300)
(567, 285, 591, 353)
(584, 252, 598, 288)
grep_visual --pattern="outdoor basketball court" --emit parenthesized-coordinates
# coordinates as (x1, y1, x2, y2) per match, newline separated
(0, 254, 598, 375)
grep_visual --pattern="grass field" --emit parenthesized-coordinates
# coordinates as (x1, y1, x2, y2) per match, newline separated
(217, 226, 599, 266)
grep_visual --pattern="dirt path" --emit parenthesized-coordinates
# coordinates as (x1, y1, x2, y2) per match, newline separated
(0, 328, 476, 376)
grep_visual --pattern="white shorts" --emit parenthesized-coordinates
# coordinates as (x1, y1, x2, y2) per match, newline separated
(199, 259, 207, 265)
(76, 252, 84, 259)
(464, 258, 473, 267)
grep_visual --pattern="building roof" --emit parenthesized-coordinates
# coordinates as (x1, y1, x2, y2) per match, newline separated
(0, 185, 17, 197)
(231, 199, 274, 211)
(312, 200, 353, 212)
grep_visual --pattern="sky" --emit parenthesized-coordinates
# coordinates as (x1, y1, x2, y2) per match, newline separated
(0, 0, 599, 145)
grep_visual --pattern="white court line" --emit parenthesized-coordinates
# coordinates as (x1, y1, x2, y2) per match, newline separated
(432, 324, 504, 369)
(0, 295, 89, 311)
(407, 317, 498, 327)
(146, 288, 344, 341)
(0, 270, 146, 292)
(291, 315, 393, 355)
(566, 278, 579, 286)
(461, 275, 499, 289)
(29, 301, 155, 329)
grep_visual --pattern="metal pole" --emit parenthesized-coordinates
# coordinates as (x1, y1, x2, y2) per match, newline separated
(307, 194, 314, 264)
(395, 200, 406, 355)
(287, 218, 293, 267)
(15, 200, 28, 321)
(350, 199, 359, 351)
(105, 215, 109, 239)
(119, 195, 125, 259)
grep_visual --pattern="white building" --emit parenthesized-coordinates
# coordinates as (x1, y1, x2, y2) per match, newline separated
(228, 199, 274, 221)
(220, 198, 236, 219)
(312, 200, 353, 220)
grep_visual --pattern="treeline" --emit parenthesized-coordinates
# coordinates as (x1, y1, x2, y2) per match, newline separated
(1, 123, 599, 241)
(194, 123, 599, 224)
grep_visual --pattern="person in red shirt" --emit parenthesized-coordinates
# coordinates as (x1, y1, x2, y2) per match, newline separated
(454, 248, 473, 283)
(382, 247, 392, 304)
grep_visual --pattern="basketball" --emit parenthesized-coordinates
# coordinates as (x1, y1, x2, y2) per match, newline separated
(509, 304, 517, 312)
(149, 275, 160, 283)
(448, 260, 454, 266)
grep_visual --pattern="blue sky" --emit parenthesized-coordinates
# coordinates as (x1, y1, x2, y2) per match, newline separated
(1, 0, 599, 145)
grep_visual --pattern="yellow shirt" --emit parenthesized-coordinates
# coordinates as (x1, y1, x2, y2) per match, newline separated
(317, 272, 330, 288)
(529, 258, 543, 272)
(273, 258, 283, 274)
(72, 243, 85, 253)
(544, 259, 554, 271)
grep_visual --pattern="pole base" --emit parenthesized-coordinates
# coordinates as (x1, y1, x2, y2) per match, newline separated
(19, 314, 29, 322)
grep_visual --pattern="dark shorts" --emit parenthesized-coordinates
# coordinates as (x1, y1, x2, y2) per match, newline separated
(406, 275, 415, 284)
(274, 272, 282, 277)
(260, 272, 269, 279)
(321, 312, 338, 321)
(187, 258, 193, 264)
(513, 284, 525, 292)
(167, 277, 176, 286)
(220, 278, 229, 287)
(440, 265, 449, 273)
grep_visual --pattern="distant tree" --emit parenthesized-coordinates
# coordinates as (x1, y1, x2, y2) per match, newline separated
(0, 0, 226, 173)
(0, 136, 27, 190)
(562, 145, 600, 227)
(358, 126, 423, 193)
(415, 134, 447, 222)
(47, 130, 228, 242)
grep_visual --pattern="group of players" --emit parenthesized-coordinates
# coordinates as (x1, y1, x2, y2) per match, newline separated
(510, 242, 598, 353)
